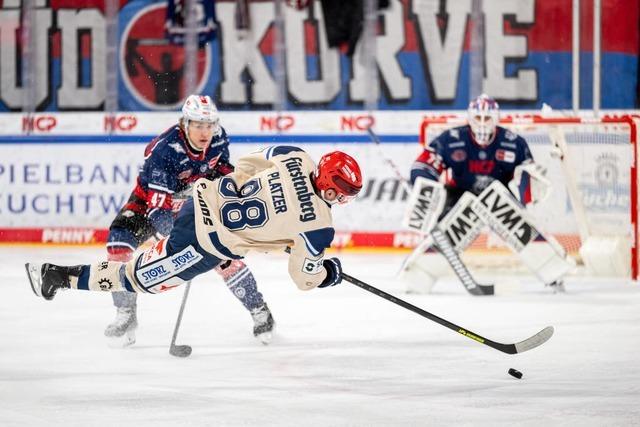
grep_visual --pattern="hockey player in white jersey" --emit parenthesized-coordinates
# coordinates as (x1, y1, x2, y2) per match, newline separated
(25, 147, 363, 311)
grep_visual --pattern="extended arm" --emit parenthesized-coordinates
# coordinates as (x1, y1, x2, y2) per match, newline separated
(287, 228, 341, 291)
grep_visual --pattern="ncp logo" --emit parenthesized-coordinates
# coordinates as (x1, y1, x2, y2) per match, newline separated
(119, 3, 211, 109)
(340, 115, 375, 131)
(22, 115, 57, 133)
(104, 115, 138, 132)
(260, 115, 295, 131)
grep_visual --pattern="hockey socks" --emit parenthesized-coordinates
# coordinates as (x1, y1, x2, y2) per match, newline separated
(216, 260, 264, 310)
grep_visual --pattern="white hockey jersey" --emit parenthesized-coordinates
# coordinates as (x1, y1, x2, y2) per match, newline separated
(192, 146, 335, 290)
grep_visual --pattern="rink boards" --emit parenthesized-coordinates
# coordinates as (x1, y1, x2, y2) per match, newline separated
(0, 110, 632, 250)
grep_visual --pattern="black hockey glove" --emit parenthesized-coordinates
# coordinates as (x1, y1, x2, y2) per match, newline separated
(205, 159, 235, 180)
(318, 258, 342, 288)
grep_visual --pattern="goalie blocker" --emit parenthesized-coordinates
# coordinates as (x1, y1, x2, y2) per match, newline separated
(400, 180, 575, 291)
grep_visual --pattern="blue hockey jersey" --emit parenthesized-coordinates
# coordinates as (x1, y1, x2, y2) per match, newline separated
(410, 125, 533, 196)
(133, 125, 232, 234)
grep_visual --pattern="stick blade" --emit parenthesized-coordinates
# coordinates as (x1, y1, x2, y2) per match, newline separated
(170, 344, 192, 358)
(514, 326, 554, 354)
(468, 283, 495, 296)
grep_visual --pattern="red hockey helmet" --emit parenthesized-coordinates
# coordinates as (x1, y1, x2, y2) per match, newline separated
(314, 151, 363, 204)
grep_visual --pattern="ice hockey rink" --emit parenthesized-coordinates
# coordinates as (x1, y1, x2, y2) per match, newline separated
(1, 246, 639, 426)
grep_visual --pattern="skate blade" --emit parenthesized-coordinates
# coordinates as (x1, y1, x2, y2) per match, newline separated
(106, 330, 136, 348)
(24, 263, 43, 298)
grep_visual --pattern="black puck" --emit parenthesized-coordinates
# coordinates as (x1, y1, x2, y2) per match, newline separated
(508, 368, 523, 379)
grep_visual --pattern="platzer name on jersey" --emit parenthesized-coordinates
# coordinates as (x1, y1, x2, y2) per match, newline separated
(267, 171, 288, 214)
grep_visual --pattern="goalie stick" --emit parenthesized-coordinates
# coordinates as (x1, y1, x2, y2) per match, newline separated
(170, 280, 192, 358)
(366, 127, 493, 296)
(342, 272, 553, 354)
(431, 228, 494, 295)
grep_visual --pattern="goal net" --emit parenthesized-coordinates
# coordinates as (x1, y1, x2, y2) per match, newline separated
(418, 114, 639, 280)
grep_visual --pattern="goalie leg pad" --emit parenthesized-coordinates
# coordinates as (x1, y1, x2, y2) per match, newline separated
(398, 250, 450, 294)
(399, 192, 488, 293)
(437, 192, 485, 253)
(399, 193, 494, 295)
(518, 237, 575, 284)
(475, 181, 575, 284)
(402, 177, 446, 235)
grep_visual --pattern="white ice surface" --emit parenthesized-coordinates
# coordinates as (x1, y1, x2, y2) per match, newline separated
(1, 246, 640, 427)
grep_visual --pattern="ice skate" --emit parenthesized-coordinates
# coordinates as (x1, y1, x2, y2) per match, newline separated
(105, 306, 138, 347)
(250, 303, 275, 345)
(24, 263, 76, 300)
(546, 279, 566, 294)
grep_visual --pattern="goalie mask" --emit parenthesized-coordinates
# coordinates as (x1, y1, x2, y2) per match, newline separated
(314, 151, 363, 205)
(468, 94, 499, 147)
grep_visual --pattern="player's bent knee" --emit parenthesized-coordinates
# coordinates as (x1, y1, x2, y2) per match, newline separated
(107, 246, 134, 262)
(215, 259, 247, 280)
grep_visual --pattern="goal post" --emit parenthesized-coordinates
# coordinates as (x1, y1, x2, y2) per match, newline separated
(418, 114, 639, 281)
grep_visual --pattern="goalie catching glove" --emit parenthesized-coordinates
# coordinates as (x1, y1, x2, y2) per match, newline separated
(508, 162, 551, 205)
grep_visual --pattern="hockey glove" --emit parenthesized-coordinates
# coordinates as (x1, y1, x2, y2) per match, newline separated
(318, 258, 342, 288)
(148, 208, 174, 237)
(508, 162, 551, 205)
(205, 159, 235, 180)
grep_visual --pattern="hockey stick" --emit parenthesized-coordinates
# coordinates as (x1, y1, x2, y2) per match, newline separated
(366, 127, 493, 295)
(341, 272, 553, 354)
(170, 280, 193, 358)
(430, 228, 494, 296)
(365, 127, 413, 195)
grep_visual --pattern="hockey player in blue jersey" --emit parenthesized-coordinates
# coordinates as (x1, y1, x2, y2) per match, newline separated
(411, 94, 534, 210)
(104, 95, 274, 346)
(401, 94, 573, 293)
